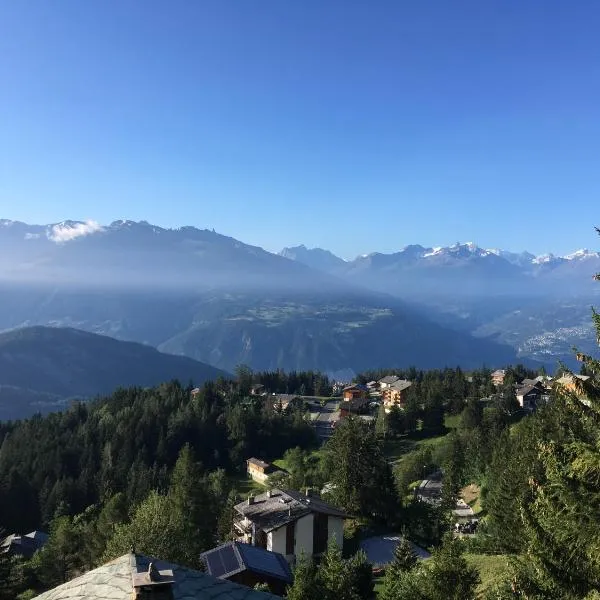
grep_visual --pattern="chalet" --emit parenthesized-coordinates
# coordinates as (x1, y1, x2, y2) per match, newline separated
(31, 552, 276, 600)
(201, 542, 292, 596)
(339, 397, 370, 417)
(342, 384, 368, 401)
(1, 530, 48, 558)
(382, 380, 412, 410)
(247, 458, 283, 484)
(491, 370, 506, 386)
(250, 384, 267, 397)
(233, 488, 350, 561)
(556, 374, 591, 397)
(516, 384, 542, 411)
(378, 375, 400, 389)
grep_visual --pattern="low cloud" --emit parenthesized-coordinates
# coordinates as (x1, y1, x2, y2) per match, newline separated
(48, 220, 104, 243)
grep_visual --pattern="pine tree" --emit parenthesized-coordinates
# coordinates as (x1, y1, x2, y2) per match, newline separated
(317, 540, 360, 600)
(425, 536, 479, 600)
(379, 537, 418, 600)
(511, 229, 600, 598)
(286, 552, 320, 600)
(169, 444, 216, 560)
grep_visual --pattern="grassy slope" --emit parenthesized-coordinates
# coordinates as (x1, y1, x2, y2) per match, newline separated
(465, 553, 512, 597)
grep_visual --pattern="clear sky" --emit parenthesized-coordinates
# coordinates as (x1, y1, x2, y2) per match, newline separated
(1, 1, 599, 258)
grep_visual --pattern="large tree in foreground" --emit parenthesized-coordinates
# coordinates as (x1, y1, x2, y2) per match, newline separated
(511, 229, 600, 599)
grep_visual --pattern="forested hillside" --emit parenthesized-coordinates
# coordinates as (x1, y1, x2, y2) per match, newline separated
(0, 326, 228, 420)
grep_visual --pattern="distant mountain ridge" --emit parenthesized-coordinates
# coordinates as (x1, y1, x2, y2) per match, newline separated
(0, 219, 522, 375)
(280, 241, 600, 273)
(0, 326, 228, 421)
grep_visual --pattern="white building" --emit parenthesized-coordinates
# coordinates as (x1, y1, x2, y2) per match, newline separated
(233, 488, 349, 562)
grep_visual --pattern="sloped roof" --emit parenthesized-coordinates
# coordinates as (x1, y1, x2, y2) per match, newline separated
(234, 488, 350, 533)
(343, 384, 368, 392)
(359, 535, 430, 568)
(201, 542, 292, 584)
(33, 553, 277, 600)
(557, 374, 590, 385)
(516, 384, 537, 395)
(378, 375, 400, 385)
(389, 379, 412, 392)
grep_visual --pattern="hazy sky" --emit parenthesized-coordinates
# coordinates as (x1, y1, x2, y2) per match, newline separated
(1, 1, 599, 258)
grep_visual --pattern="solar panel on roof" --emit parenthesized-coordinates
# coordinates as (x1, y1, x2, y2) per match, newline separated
(219, 547, 241, 574)
(204, 550, 227, 578)
(238, 544, 292, 582)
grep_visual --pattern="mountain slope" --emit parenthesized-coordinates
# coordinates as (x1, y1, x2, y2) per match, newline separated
(0, 326, 228, 420)
(279, 245, 347, 273)
(0, 221, 523, 374)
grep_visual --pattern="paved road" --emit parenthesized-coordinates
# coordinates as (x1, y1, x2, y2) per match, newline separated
(311, 400, 340, 442)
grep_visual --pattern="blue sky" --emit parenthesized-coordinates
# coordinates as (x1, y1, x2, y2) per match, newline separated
(1, 1, 599, 258)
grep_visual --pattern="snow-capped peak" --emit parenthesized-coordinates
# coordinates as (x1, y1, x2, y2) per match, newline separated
(533, 253, 555, 265)
(562, 248, 600, 260)
(423, 246, 443, 258)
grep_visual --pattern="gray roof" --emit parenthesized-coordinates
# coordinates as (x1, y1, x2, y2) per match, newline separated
(378, 375, 400, 385)
(516, 384, 540, 397)
(234, 488, 350, 533)
(359, 535, 430, 568)
(389, 379, 412, 392)
(33, 553, 277, 600)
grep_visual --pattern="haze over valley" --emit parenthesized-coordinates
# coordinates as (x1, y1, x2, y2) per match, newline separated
(0, 219, 597, 380)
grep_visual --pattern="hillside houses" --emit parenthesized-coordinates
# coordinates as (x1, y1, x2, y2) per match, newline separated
(491, 369, 506, 386)
(233, 489, 350, 562)
(382, 379, 412, 411)
(246, 458, 285, 484)
(342, 384, 368, 400)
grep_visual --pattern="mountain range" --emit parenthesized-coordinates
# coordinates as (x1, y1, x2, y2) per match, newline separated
(0, 219, 597, 383)
(0, 326, 227, 420)
(0, 219, 522, 378)
(280, 241, 600, 366)
(280, 242, 600, 296)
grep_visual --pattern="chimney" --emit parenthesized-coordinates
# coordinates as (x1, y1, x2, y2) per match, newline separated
(247, 495, 254, 505)
(288, 506, 292, 517)
(266, 489, 272, 498)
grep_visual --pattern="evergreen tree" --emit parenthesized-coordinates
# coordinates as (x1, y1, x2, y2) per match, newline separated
(286, 552, 320, 600)
(503, 229, 600, 598)
(440, 433, 465, 510)
(168, 444, 216, 562)
(104, 491, 196, 568)
(29, 516, 82, 587)
(323, 417, 398, 522)
(425, 536, 479, 600)
(317, 540, 360, 600)
(375, 404, 388, 439)
(345, 550, 374, 600)
(379, 537, 418, 600)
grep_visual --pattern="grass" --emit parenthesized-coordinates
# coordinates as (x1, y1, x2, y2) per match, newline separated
(461, 483, 483, 515)
(373, 554, 511, 598)
(465, 554, 512, 597)
(229, 473, 266, 498)
(444, 413, 461, 429)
